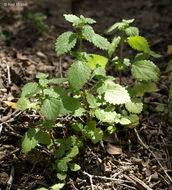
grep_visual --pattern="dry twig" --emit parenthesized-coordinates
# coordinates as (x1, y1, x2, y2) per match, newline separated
(134, 128, 172, 184)
(6, 166, 15, 190)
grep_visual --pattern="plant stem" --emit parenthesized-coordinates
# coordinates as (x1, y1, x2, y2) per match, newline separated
(82, 86, 91, 122)
(119, 33, 124, 85)
(49, 130, 58, 151)
(79, 36, 82, 53)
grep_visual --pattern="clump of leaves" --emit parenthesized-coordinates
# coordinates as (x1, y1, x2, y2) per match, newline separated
(17, 14, 161, 189)
(27, 12, 49, 35)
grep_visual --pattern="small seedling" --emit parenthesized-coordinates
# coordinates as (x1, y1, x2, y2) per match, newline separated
(27, 12, 49, 35)
(17, 14, 161, 189)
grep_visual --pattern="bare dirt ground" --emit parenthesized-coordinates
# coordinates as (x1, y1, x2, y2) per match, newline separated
(0, 0, 172, 189)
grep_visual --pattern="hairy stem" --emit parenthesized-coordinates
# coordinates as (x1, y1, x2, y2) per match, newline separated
(119, 33, 124, 85)
(49, 130, 58, 151)
(82, 86, 91, 122)
(79, 36, 82, 52)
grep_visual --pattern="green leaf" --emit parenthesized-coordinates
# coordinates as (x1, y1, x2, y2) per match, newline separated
(55, 31, 77, 56)
(165, 60, 172, 73)
(72, 123, 84, 132)
(107, 125, 116, 134)
(16, 97, 31, 111)
(95, 109, 117, 123)
(128, 36, 150, 52)
(119, 117, 131, 125)
(87, 54, 108, 70)
(21, 82, 38, 97)
(49, 78, 68, 84)
(91, 127, 103, 144)
(125, 98, 143, 114)
(36, 188, 48, 190)
(126, 114, 139, 128)
(94, 67, 106, 77)
(106, 22, 124, 34)
(22, 128, 39, 153)
(134, 52, 150, 62)
(156, 104, 165, 112)
(92, 34, 110, 50)
(103, 80, 130, 105)
(35, 130, 51, 145)
(57, 172, 67, 180)
(50, 183, 64, 190)
(41, 98, 63, 120)
(86, 93, 100, 108)
(70, 163, 81, 171)
(82, 25, 110, 50)
(68, 61, 91, 91)
(66, 146, 79, 158)
(132, 60, 160, 82)
(85, 18, 96, 24)
(63, 14, 80, 24)
(39, 79, 49, 87)
(57, 157, 71, 172)
(108, 36, 121, 58)
(36, 73, 48, 79)
(125, 27, 139, 36)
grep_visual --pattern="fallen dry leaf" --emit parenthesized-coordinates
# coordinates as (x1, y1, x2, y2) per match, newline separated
(167, 45, 172, 55)
(3, 101, 18, 110)
(106, 143, 122, 155)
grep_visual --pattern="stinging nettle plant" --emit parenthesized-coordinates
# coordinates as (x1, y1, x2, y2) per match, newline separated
(17, 14, 161, 189)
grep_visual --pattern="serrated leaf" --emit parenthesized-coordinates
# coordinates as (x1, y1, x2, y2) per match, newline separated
(132, 60, 160, 82)
(85, 18, 96, 24)
(125, 27, 139, 36)
(41, 98, 63, 121)
(35, 130, 51, 145)
(63, 14, 80, 24)
(108, 36, 121, 58)
(123, 18, 135, 24)
(49, 78, 68, 84)
(55, 31, 77, 56)
(16, 97, 31, 111)
(106, 22, 124, 34)
(36, 73, 48, 79)
(165, 60, 172, 73)
(68, 61, 91, 91)
(119, 117, 131, 125)
(94, 66, 106, 76)
(70, 163, 81, 171)
(128, 36, 150, 52)
(104, 81, 130, 105)
(87, 93, 100, 108)
(126, 114, 139, 128)
(72, 123, 84, 132)
(95, 109, 117, 123)
(87, 54, 108, 70)
(132, 82, 157, 97)
(21, 82, 38, 97)
(92, 34, 110, 50)
(125, 98, 143, 114)
(134, 52, 150, 62)
(50, 183, 64, 190)
(39, 79, 49, 87)
(66, 146, 79, 158)
(22, 128, 39, 153)
(82, 25, 109, 50)
(57, 172, 67, 180)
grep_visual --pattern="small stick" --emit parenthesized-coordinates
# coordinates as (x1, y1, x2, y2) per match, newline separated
(6, 166, 15, 190)
(6, 64, 11, 85)
(81, 170, 136, 189)
(134, 128, 172, 184)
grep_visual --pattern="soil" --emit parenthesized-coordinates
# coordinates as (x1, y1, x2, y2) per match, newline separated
(0, 0, 172, 189)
